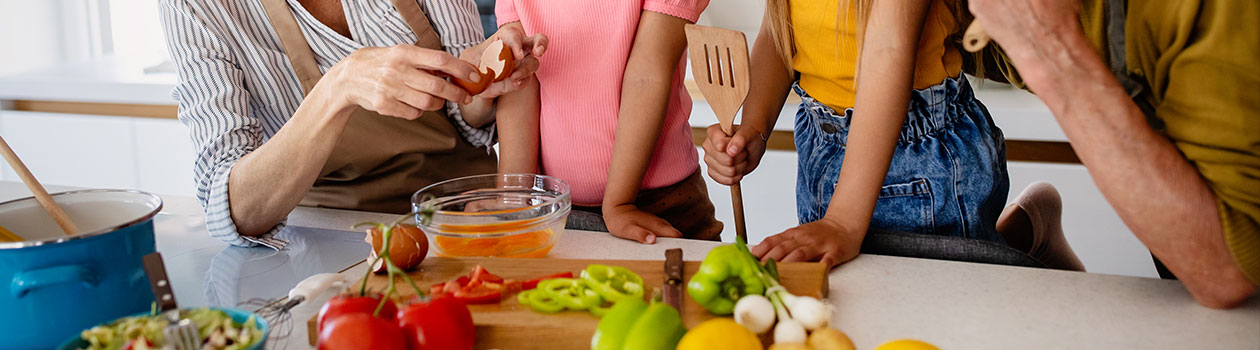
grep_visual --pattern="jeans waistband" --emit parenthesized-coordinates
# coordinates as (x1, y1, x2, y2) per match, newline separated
(795, 75, 978, 143)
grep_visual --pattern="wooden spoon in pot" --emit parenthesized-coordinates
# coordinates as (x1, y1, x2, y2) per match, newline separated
(0, 135, 78, 236)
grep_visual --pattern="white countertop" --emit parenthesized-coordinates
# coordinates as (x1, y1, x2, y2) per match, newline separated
(2, 182, 1255, 349)
(0, 58, 1070, 142)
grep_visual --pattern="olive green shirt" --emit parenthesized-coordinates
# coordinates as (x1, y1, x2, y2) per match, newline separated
(977, 0, 1260, 284)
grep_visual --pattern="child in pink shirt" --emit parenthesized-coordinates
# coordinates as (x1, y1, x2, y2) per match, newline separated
(495, 0, 720, 243)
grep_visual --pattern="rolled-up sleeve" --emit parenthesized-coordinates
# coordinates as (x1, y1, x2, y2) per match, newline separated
(1143, 0, 1260, 285)
(160, 0, 285, 248)
(426, 0, 495, 148)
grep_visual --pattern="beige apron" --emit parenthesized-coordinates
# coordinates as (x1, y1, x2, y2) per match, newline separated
(261, 0, 497, 214)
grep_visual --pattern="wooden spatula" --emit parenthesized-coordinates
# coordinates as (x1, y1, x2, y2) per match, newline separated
(684, 24, 751, 243)
(963, 22, 991, 52)
(0, 135, 78, 235)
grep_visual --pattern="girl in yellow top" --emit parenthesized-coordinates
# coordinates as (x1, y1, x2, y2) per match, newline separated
(703, 0, 1009, 266)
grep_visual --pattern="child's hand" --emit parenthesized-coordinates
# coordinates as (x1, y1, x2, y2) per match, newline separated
(701, 123, 767, 185)
(603, 204, 682, 244)
(750, 216, 863, 268)
(479, 25, 548, 98)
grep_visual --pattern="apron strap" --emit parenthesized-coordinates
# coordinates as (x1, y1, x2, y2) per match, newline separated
(390, 0, 444, 50)
(259, 0, 323, 96)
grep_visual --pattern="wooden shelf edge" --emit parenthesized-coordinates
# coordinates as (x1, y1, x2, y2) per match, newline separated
(690, 126, 1080, 164)
(9, 100, 178, 120)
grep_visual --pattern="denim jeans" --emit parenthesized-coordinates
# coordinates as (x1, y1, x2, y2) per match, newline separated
(794, 76, 1010, 242)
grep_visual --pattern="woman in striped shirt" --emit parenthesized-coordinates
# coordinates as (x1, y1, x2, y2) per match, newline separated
(159, 0, 545, 248)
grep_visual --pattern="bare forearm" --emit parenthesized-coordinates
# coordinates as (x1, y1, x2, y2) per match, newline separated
(603, 12, 689, 208)
(742, 22, 796, 135)
(228, 83, 353, 235)
(458, 96, 495, 127)
(824, 0, 926, 232)
(604, 75, 674, 207)
(1014, 30, 1254, 307)
(495, 77, 540, 174)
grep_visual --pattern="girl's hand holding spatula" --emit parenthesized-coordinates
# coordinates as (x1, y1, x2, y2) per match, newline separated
(702, 124, 767, 186)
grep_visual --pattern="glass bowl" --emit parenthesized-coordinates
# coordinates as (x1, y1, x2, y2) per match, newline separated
(412, 174, 570, 258)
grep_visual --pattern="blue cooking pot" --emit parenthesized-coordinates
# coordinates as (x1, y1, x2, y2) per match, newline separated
(0, 190, 162, 349)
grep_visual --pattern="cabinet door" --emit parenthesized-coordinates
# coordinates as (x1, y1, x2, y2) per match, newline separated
(1007, 162, 1156, 278)
(134, 118, 196, 196)
(0, 110, 138, 190)
(699, 148, 800, 245)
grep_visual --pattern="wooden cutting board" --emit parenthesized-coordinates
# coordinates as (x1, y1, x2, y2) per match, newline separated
(309, 256, 828, 349)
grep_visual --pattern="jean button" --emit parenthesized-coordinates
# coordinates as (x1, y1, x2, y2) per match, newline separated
(820, 123, 838, 134)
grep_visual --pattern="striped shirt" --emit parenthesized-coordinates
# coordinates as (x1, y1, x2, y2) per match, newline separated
(159, 0, 492, 248)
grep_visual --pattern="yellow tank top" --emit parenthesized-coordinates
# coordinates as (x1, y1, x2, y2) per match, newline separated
(792, 0, 964, 111)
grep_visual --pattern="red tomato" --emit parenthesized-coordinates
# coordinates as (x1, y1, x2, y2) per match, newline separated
(122, 337, 154, 350)
(317, 294, 397, 331)
(318, 313, 407, 350)
(397, 297, 476, 350)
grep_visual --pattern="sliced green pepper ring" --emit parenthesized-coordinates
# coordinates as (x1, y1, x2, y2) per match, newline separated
(588, 301, 615, 318)
(580, 264, 645, 302)
(517, 289, 533, 305)
(526, 288, 566, 313)
(538, 278, 601, 310)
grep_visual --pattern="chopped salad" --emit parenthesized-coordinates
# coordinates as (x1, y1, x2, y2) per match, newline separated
(77, 308, 263, 350)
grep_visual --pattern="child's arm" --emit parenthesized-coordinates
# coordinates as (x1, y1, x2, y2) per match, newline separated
(704, 16, 796, 185)
(752, 0, 932, 266)
(601, 11, 693, 243)
(491, 22, 546, 174)
(495, 76, 540, 174)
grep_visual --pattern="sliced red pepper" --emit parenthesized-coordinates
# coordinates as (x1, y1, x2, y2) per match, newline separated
(453, 283, 504, 304)
(522, 272, 574, 290)
(430, 276, 470, 297)
(468, 265, 504, 284)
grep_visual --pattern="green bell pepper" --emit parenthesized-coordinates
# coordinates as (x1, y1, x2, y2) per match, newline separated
(580, 264, 645, 302)
(686, 244, 766, 315)
(591, 299, 684, 350)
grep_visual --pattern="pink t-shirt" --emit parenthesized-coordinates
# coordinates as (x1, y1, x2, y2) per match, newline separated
(497, 0, 708, 205)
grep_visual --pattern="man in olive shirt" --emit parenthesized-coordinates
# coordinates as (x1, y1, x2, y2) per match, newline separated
(968, 0, 1258, 308)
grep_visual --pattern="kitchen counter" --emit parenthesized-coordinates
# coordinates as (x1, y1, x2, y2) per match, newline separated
(3, 182, 1256, 349)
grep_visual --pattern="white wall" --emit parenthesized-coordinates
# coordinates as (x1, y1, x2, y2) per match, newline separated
(0, 1, 65, 76)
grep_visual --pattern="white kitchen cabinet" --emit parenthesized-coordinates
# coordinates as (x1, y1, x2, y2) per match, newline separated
(0, 110, 139, 190)
(134, 117, 197, 197)
(1007, 162, 1157, 278)
(0, 111, 197, 198)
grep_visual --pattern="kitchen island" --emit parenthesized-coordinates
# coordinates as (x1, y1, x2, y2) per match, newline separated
(2, 182, 1256, 349)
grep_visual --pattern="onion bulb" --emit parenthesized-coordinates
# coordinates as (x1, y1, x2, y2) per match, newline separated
(786, 295, 830, 330)
(734, 294, 776, 334)
(773, 318, 807, 344)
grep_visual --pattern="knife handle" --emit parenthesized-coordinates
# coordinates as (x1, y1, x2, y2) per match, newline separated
(142, 252, 178, 313)
(664, 248, 684, 311)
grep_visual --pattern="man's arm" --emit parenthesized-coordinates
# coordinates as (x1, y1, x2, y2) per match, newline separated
(969, 0, 1256, 308)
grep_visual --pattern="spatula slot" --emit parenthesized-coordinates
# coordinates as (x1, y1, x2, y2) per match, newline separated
(702, 44, 713, 84)
(711, 45, 724, 87)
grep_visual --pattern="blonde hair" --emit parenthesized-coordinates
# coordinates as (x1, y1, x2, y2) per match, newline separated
(763, 0, 982, 80)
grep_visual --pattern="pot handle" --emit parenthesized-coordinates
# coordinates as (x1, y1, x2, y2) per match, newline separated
(10, 265, 98, 298)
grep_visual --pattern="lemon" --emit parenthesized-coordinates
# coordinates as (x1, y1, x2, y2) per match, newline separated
(677, 318, 763, 350)
(875, 339, 939, 350)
